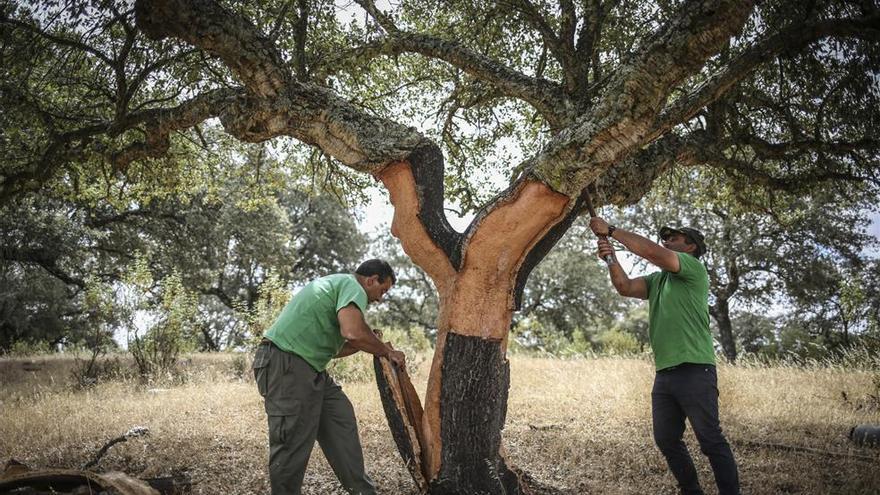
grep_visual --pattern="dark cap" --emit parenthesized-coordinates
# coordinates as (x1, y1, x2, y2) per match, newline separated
(659, 226, 707, 258)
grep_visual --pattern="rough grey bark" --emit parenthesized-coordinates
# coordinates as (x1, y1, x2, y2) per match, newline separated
(433, 333, 512, 494)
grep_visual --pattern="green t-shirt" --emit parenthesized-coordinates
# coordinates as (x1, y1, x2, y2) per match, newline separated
(263, 273, 368, 372)
(643, 252, 715, 371)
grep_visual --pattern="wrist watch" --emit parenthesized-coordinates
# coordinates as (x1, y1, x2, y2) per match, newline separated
(607, 225, 616, 238)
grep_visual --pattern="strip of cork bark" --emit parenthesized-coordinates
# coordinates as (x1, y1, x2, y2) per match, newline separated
(375, 162, 456, 295)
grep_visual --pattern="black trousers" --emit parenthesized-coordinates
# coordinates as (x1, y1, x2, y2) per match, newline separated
(652, 363, 740, 495)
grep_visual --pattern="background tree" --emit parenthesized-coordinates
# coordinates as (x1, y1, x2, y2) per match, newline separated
(0, 139, 366, 351)
(618, 167, 877, 362)
(2, 0, 879, 492)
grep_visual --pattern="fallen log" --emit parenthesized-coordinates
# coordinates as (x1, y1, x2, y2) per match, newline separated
(1, 460, 191, 494)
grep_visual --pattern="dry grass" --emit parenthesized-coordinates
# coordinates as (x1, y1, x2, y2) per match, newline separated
(1, 352, 879, 494)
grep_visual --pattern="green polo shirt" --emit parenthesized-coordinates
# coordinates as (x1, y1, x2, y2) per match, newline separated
(263, 273, 368, 372)
(643, 252, 715, 371)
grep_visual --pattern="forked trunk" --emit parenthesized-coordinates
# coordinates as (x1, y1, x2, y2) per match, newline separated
(373, 158, 577, 494)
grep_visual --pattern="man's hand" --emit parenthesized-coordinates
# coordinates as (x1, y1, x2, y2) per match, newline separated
(597, 238, 617, 263)
(386, 347, 406, 371)
(589, 216, 611, 236)
(372, 328, 383, 339)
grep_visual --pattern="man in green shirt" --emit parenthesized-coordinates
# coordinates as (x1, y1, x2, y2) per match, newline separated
(590, 218, 740, 495)
(253, 259, 406, 495)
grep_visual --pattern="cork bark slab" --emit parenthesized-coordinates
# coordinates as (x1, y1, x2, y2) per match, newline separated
(373, 356, 429, 493)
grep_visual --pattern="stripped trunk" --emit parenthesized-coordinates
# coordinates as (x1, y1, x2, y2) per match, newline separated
(372, 151, 585, 494)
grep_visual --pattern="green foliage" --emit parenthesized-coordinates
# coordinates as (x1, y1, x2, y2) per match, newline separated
(595, 329, 641, 356)
(4, 340, 53, 357)
(130, 273, 199, 381)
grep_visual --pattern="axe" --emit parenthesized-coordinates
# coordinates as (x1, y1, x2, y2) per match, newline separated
(584, 185, 615, 266)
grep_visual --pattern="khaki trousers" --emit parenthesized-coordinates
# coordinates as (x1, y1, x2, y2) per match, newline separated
(253, 342, 376, 495)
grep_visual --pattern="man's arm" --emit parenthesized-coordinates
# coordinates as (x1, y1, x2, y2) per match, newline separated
(334, 328, 383, 358)
(597, 238, 648, 300)
(334, 341, 359, 358)
(337, 304, 406, 368)
(590, 217, 680, 273)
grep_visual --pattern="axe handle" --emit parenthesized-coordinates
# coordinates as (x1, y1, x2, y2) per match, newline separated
(584, 188, 616, 266)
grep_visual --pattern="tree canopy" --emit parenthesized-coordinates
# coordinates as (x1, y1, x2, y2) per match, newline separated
(2, 1, 879, 492)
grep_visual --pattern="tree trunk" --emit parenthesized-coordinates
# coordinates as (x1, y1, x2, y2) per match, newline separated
(710, 298, 737, 363)
(128, 3, 759, 492)
(375, 301, 531, 494)
(373, 159, 575, 494)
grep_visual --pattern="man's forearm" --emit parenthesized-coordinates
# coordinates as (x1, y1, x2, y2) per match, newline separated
(343, 329, 391, 358)
(607, 262, 633, 294)
(610, 228, 658, 260)
(334, 341, 360, 358)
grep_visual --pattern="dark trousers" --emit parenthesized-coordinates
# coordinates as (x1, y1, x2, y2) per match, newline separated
(253, 342, 376, 495)
(652, 363, 740, 495)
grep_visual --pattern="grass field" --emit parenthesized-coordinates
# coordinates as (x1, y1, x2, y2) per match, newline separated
(1, 352, 879, 494)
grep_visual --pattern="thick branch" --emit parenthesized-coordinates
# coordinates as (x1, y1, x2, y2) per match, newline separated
(1, 246, 86, 288)
(133, 1, 427, 172)
(656, 15, 880, 134)
(596, 132, 702, 207)
(338, 33, 571, 127)
(135, 0, 291, 97)
(524, 0, 754, 197)
(110, 88, 242, 169)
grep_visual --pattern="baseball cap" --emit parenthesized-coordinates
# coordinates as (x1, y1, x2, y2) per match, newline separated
(659, 226, 707, 257)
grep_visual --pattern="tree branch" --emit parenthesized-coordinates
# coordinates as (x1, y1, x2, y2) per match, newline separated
(336, 32, 571, 128)
(737, 136, 880, 161)
(522, 0, 754, 197)
(353, 0, 400, 34)
(501, 0, 575, 91)
(110, 87, 243, 169)
(135, 0, 291, 97)
(1, 16, 114, 65)
(697, 144, 880, 191)
(655, 15, 880, 135)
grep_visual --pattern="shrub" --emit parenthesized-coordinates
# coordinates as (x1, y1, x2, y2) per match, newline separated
(508, 317, 599, 358)
(228, 351, 250, 381)
(5, 340, 53, 357)
(595, 329, 641, 355)
(129, 273, 198, 382)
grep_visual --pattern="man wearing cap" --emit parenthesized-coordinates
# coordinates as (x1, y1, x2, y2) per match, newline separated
(253, 259, 406, 495)
(589, 218, 740, 495)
